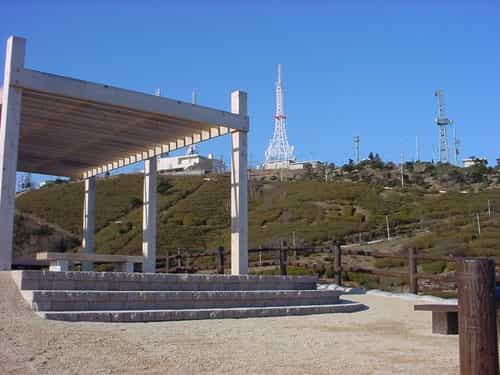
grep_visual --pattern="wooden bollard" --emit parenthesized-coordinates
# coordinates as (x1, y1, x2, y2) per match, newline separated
(165, 249, 170, 273)
(177, 248, 182, 270)
(279, 241, 287, 276)
(217, 246, 225, 274)
(457, 258, 498, 375)
(330, 241, 336, 280)
(408, 248, 418, 294)
(334, 242, 342, 286)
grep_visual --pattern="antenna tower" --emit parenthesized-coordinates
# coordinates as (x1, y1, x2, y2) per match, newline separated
(186, 89, 198, 155)
(354, 136, 360, 164)
(263, 64, 295, 167)
(434, 90, 453, 163)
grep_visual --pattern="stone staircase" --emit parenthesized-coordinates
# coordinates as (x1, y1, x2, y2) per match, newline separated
(11, 271, 365, 322)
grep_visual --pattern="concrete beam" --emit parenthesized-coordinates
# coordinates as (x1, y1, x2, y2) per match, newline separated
(81, 176, 96, 271)
(142, 157, 157, 273)
(0, 36, 26, 270)
(15, 68, 249, 132)
(230, 91, 248, 275)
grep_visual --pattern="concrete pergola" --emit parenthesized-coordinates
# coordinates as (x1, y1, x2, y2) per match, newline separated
(0, 36, 249, 275)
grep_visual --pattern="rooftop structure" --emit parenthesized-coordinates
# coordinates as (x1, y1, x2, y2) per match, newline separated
(463, 156, 487, 168)
(0, 36, 249, 274)
(157, 153, 224, 175)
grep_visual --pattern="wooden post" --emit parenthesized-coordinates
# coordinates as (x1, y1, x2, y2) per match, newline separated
(177, 248, 182, 270)
(408, 248, 418, 294)
(279, 240, 287, 276)
(217, 246, 225, 274)
(259, 246, 263, 267)
(457, 258, 498, 375)
(335, 241, 342, 286)
(330, 241, 335, 280)
(165, 249, 170, 273)
(385, 215, 391, 240)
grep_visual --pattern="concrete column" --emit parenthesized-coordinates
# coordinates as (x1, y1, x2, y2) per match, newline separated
(230, 90, 248, 275)
(0, 36, 26, 270)
(142, 157, 157, 273)
(81, 176, 96, 271)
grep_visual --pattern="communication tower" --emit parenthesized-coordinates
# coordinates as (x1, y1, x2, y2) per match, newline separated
(262, 64, 295, 168)
(434, 90, 453, 164)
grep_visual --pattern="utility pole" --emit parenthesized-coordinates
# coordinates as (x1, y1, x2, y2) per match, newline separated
(354, 136, 360, 164)
(453, 125, 460, 166)
(415, 135, 420, 162)
(386, 215, 391, 240)
(400, 151, 405, 189)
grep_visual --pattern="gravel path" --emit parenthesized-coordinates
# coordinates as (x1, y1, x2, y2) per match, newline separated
(0, 272, 458, 374)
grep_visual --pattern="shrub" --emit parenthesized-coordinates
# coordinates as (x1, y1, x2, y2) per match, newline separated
(32, 224, 55, 236)
(420, 260, 447, 274)
(158, 180, 171, 195)
(129, 196, 142, 209)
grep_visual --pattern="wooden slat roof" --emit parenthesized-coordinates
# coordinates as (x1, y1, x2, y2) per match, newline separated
(5, 68, 248, 179)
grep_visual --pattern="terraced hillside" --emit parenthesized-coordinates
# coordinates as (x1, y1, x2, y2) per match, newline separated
(15, 172, 500, 264)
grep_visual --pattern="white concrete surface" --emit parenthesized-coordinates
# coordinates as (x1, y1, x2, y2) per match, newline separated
(81, 176, 96, 271)
(142, 157, 157, 273)
(230, 91, 248, 275)
(0, 36, 25, 270)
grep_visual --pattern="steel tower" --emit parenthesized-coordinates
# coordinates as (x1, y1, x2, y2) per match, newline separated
(434, 90, 453, 164)
(263, 64, 295, 167)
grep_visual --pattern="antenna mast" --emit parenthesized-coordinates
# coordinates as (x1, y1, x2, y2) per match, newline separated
(354, 136, 360, 164)
(434, 89, 453, 164)
(453, 125, 460, 165)
(415, 135, 420, 162)
(263, 64, 295, 168)
(187, 89, 198, 155)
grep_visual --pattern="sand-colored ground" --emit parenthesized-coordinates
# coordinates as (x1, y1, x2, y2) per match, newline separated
(0, 272, 458, 374)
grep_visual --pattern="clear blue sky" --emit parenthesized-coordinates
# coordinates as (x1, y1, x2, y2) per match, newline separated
(1, 1, 499, 185)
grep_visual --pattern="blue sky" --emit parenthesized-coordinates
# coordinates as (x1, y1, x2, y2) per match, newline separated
(1, 1, 499, 186)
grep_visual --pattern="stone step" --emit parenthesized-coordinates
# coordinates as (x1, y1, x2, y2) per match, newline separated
(38, 302, 366, 322)
(12, 271, 318, 291)
(26, 290, 341, 311)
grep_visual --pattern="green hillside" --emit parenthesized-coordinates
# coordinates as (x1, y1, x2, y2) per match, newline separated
(15, 170, 500, 262)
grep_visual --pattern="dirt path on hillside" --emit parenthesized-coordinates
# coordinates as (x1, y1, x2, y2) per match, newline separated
(0, 272, 459, 375)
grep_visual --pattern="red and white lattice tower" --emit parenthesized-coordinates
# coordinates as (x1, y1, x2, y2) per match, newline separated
(263, 64, 295, 168)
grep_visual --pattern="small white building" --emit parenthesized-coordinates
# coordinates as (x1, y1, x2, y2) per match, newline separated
(288, 160, 323, 170)
(157, 153, 224, 175)
(260, 159, 323, 170)
(463, 156, 488, 168)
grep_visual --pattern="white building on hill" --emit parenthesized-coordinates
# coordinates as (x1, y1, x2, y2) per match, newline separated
(157, 152, 224, 175)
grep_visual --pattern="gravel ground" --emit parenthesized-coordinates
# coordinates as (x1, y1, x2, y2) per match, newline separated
(0, 272, 459, 374)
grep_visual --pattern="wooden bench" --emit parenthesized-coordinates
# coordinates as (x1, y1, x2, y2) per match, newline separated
(36, 252, 144, 272)
(414, 304, 459, 334)
(415, 303, 500, 335)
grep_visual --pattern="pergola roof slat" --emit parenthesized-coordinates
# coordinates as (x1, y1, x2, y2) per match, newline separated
(6, 66, 248, 178)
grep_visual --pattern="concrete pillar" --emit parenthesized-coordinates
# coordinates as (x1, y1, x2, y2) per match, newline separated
(142, 157, 157, 273)
(0, 36, 26, 270)
(81, 176, 96, 271)
(230, 90, 248, 275)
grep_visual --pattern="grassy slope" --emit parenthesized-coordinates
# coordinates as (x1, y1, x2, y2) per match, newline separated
(15, 173, 500, 260)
